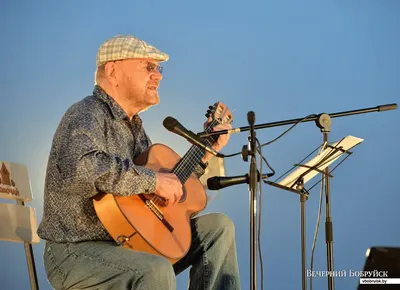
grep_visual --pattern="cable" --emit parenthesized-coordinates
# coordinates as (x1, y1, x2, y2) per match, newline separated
(215, 113, 320, 290)
(255, 138, 330, 290)
(221, 114, 318, 158)
(256, 141, 276, 178)
(221, 150, 242, 158)
(225, 116, 353, 290)
(309, 178, 324, 290)
(256, 138, 265, 290)
(258, 114, 317, 148)
(254, 137, 277, 290)
(309, 142, 327, 290)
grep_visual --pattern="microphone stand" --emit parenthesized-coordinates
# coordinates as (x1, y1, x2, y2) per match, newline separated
(197, 103, 397, 290)
(197, 103, 397, 139)
(316, 113, 335, 290)
(244, 111, 258, 290)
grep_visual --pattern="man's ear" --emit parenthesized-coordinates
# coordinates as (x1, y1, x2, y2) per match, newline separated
(104, 62, 118, 86)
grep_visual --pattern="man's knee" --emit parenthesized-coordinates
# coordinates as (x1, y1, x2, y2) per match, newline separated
(140, 255, 176, 287)
(207, 212, 236, 240)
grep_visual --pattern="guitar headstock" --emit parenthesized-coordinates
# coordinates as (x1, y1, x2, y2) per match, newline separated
(205, 102, 234, 126)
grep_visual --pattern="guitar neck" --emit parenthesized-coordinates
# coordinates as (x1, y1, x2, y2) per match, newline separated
(172, 119, 219, 184)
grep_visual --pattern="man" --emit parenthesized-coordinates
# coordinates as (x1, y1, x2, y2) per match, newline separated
(37, 34, 241, 290)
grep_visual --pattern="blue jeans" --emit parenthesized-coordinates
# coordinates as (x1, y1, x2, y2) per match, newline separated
(43, 213, 241, 290)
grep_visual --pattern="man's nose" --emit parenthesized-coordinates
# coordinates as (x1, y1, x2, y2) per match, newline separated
(151, 71, 163, 81)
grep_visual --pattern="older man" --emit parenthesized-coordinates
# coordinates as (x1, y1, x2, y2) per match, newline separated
(37, 35, 241, 290)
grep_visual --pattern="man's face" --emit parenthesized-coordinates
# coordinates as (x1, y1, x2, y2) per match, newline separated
(115, 58, 163, 110)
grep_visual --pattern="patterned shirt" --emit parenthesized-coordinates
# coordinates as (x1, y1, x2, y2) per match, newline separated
(37, 85, 205, 242)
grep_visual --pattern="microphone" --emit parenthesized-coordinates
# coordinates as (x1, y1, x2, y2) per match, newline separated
(163, 116, 224, 158)
(207, 172, 271, 190)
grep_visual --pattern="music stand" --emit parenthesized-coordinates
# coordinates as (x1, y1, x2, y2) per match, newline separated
(265, 135, 364, 290)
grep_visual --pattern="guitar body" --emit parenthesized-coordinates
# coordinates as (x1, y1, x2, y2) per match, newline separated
(93, 143, 208, 264)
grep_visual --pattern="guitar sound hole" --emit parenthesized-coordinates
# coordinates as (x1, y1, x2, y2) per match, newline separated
(159, 167, 187, 203)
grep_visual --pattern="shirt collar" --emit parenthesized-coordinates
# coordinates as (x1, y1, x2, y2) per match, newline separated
(93, 85, 129, 121)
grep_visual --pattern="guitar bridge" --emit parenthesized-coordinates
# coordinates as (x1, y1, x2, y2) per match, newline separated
(145, 199, 164, 219)
(139, 195, 175, 233)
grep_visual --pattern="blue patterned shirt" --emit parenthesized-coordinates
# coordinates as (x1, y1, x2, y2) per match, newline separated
(37, 85, 204, 242)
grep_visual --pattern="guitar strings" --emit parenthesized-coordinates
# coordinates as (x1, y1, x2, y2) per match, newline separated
(150, 119, 217, 207)
(147, 118, 219, 209)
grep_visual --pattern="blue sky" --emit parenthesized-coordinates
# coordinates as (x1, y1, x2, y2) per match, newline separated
(1, 0, 399, 289)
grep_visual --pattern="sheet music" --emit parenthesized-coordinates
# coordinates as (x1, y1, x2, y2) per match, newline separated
(278, 135, 363, 189)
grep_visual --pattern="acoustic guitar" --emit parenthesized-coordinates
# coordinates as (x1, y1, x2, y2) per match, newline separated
(93, 102, 233, 264)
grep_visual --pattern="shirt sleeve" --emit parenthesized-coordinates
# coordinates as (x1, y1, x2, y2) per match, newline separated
(55, 110, 156, 198)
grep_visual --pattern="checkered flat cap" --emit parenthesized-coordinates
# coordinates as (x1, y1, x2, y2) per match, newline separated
(96, 35, 169, 67)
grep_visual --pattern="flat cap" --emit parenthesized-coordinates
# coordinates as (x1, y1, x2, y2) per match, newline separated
(96, 35, 169, 67)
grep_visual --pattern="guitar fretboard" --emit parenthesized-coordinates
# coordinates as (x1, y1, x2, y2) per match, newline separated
(172, 119, 219, 184)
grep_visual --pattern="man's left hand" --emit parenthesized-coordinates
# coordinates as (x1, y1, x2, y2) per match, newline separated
(201, 121, 232, 163)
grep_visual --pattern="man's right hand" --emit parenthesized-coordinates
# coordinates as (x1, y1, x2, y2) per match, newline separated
(154, 172, 183, 206)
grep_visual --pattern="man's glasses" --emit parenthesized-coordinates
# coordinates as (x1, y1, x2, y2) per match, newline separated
(146, 62, 163, 74)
